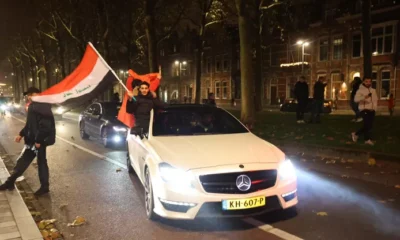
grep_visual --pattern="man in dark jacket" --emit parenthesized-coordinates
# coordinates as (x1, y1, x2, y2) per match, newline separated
(308, 76, 327, 123)
(294, 76, 309, 123)
(350, 77, 362, 122)
(0, 87, 56, 196)
(127, 81, 165, 132)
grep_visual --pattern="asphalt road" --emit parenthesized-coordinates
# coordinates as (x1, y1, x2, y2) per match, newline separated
(0, 112, 399, 240)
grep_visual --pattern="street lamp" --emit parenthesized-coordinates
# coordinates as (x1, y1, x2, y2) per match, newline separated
(29, 78, 33, 82)
(297, 40, 310, 73)
(175, 60, 188, 102)
(11, 73, 14, 76)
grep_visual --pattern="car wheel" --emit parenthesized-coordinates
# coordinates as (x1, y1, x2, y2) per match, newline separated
(126, 151, 134, 173)
(80, 122, 89, 139)
(102, 128, 111, 148)
(144, 167, 157, 221)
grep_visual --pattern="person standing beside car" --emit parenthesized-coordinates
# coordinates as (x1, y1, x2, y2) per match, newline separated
(0, 87, 56, 196)
(352, 77, 378, 146)
(294, 76, 309, 124)
(308, 76, 327, 124)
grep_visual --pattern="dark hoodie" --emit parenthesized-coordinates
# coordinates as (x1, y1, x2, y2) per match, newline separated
(20, 102, 56, 146)
(126, 93, 165, 128)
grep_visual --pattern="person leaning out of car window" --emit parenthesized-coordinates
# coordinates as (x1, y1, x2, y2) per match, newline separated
(126, 81, 165, 133)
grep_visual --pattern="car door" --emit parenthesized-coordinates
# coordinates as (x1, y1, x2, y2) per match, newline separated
(86, 103, 101, 136)
(90, 103, 104, 138)
(82, 105, 94, 133)
(128, 133, 142, 177)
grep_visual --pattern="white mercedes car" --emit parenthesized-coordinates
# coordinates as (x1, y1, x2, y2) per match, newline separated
(127, 105, 297, 220)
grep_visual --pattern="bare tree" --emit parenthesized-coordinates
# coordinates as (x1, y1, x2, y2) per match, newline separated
(362, 0, 372, 78)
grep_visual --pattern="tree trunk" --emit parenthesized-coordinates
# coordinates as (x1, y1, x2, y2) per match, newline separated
(362, 0, 372, 78)
(55, 29, 67, 79)
(236, 0, 256, 128)
(39, 36, 52, 89)
(194, 37, 203, 104)
(144, 0, 158, 74)
(254, 31, 263, 112)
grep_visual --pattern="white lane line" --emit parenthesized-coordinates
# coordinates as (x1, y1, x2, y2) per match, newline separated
(11, 116, 127, 169)
(61, 116, 78, 122)
(243, 218, 303, 240)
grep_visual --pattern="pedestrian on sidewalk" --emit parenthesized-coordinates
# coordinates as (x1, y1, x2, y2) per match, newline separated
(294, 76, 309, 123)
(388, 93, 395, 117)
(350, 77, 363, 122)
(0, 87, 56, 196)
(308, 76, 327, 124)
(351, 77, 378, 146)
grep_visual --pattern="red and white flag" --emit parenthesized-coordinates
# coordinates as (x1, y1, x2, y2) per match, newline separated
(32, 43, 120, 109)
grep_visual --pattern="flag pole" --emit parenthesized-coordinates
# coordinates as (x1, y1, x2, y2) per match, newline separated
(88, 42, 129, 92)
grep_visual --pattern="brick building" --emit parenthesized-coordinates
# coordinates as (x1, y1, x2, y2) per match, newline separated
(267, 0, 400, 109)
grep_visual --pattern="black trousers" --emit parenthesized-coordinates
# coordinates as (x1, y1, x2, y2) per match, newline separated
(309, 99, 324, 123)
(356, 110, 375, 141)
(296, 99, 307, 120)
(7, 145, 49, 188)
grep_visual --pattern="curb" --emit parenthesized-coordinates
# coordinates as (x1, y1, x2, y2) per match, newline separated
(0, 157, 42, 240)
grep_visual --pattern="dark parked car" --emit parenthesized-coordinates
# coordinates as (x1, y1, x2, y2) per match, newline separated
(78, 102, 128, 147)
(280, 98, 332, 114)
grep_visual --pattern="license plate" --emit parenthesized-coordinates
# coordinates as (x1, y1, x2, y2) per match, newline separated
(222, 196, 265, 210)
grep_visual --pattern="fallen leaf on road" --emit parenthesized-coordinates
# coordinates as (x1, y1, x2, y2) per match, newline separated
(68, 216, 86, 227)
(346, 166, 352, 169)
(25, 197, 34, 201)
(341, 175, 350, 178)
(50, 228, 61, 238)
(347, 159, 354, 163)
(41, 230, 50, 238)
(377, 200, 386, 204)
(388, 199, 395, 202)
(16, 176, 25, 182)
(71, 136, 75, 140)
(316, 212, 328, 216)
(116, 168, 122, 172)
(30, 211, 41, 217)
(326, 160, 336, 164)
(59, 204, 68, 209)
(295, 136, 303, 140)
(368, 158, 376, 166)
(364, 172, 370, 175)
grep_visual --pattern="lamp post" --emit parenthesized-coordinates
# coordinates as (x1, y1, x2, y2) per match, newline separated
(175, 60, 187, 102)
(297, 40, 309, 74)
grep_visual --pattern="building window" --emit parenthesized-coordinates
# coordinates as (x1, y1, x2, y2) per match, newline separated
(372, 72, 377, 89)
(352, 34, 362, 58)
(215, 81, 221, 99)
(173, 44, 177, 53)
(181, 63, 188, 76)
(381, 71, 390, 98)
(222, 81, 228, 99)
(319, 39, 329, 61)
(215, 56, 221, 72)
(333, 38, 343, 60)
(331, 73, 346, 100)
(223, 55, 230, 72)
(206, 57, 212, 73)
(372, 25, 393, 55)
(160, 49, 165, 56)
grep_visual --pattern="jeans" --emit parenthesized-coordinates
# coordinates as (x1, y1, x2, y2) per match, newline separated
(6, 145, 49, 188)
(356, 110, 375, 141)
(296, 99, 307, 120)
(350, 100, 360, 119)
(309, 99, 324, 123)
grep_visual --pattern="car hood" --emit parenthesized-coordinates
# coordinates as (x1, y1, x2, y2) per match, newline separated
(149, 133, 285, 171)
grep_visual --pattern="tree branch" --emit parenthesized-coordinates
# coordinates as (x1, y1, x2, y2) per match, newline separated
(157, 6, 186, 44)
(259, 1, 283, 10)
(205, 19, 224, 28)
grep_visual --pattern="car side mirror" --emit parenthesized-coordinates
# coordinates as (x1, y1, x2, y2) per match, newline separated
(130, 127, 145, 139)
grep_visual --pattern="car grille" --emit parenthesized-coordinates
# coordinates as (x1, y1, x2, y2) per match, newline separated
(196, 196, 281, 218)
(199, 170, 277, 194)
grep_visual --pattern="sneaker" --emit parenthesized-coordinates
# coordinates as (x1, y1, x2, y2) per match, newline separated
(0, 182, 15, 191)
(297, 120, 302, 124)
(351, 132, 358, 142)
(300, 120, 306, 124)
(34, 187, 50, 196)
(356, 118, 363, 122)
(365, 140, 375, 146)
(351, 119, 356, 122)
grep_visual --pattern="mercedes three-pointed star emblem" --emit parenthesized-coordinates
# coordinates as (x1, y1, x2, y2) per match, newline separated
(236, 174, 251, 191)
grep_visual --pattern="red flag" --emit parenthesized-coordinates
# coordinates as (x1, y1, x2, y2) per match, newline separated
(117, 69, 161, 128)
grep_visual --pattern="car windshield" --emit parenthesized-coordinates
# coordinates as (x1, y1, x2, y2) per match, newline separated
(102, 103, 121, 117)
(152, 107, 249, 136)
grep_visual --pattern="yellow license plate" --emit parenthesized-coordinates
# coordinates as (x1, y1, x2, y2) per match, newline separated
(222, 196, 265, 210)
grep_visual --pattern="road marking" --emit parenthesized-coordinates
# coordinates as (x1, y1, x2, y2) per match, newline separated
(11, 116, 127, 169)
(243, 218, 303, 240)
(12, 115, 302, 239)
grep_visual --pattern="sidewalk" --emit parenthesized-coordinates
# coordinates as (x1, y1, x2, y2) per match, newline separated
(0, 157, 42, 240)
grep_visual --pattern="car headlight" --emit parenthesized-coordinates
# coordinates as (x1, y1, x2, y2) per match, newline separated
(14, 104, 20, 108)
(0, 105, 7, 110)
(159, 163, 194, 188)
(113, 126, 127, 132)
(279, 159, 296, 180)
(56, 107, 64, 114)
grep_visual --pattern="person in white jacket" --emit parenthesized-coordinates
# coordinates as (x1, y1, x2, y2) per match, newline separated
(351, 77, 378, 145)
